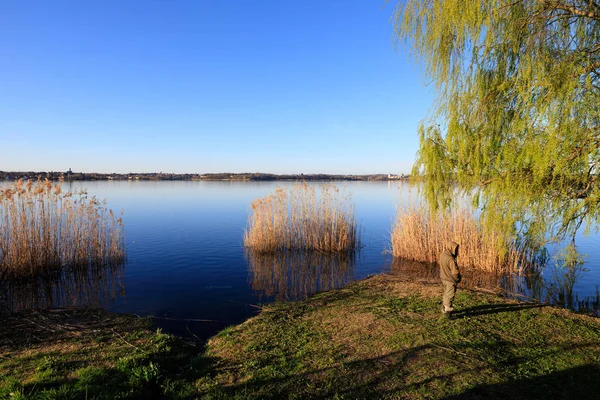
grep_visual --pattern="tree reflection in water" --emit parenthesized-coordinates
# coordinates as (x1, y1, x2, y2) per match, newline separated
(542, 260, 600, 315)
(0, 261, 125, 312)
(246, 250, 356, 302)
(391, 257, 599, 316)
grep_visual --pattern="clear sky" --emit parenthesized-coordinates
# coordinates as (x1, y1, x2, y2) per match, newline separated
(1, 0, 433, 175)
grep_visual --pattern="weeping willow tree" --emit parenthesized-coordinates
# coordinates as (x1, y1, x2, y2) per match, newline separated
(394, 0, 600, 247)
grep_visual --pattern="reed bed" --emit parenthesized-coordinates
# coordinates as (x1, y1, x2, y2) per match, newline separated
(244, 183, 359, 253)
(0, 179, 125, 280)
(391, 204, 543, 274)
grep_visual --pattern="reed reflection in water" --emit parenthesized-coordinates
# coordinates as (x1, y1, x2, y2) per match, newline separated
(246, 250, 356, 301)
(0, 261, 125, 313)
(391, 258, 600, 315)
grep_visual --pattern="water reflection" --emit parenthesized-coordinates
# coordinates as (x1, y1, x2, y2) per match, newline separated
(542, 264, 600, 315)
(0, 262, 125, 312)
(246, 250, 356, 301)
(391, 258, 599, 316)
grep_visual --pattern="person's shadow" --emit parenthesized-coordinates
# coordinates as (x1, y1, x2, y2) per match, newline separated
(452, 302, 545, 318)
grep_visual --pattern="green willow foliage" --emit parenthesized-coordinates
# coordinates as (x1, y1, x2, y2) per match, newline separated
(394, 0, 600, 244)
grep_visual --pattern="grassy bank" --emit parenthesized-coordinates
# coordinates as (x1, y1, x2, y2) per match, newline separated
(2, 274, 600, 399)
(0, 309, 204, 399)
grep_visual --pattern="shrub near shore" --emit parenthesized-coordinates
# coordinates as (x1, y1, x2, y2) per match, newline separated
(0, 179, 124, 280)
(244, 183, 359, 253)
(391, 204, 544, 274)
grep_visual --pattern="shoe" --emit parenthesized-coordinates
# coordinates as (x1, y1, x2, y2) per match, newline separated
(442, 305, 454, 313)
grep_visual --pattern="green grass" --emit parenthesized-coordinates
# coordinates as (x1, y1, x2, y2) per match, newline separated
(2, 274, 600, 399)
(0, 310, 202, 399)
(200, 274, 600, 399)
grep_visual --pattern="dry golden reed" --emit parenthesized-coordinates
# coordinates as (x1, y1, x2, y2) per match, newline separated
(391, 204, 539, 274)
(244, 183, 359, 253)
(0, 179, 125, 279)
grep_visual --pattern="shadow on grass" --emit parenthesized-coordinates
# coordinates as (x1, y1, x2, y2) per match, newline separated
(0, 309, 216, 399)
(443, 364, 600, 399)
(5, 340, 217, 400)
(452, 302, 545, 318)
(202, 340, 600, 400)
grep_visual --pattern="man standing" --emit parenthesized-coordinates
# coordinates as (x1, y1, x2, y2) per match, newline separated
(440, 241, 461, 319)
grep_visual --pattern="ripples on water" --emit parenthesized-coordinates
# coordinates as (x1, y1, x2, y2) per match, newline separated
(1, 180, 598, 339)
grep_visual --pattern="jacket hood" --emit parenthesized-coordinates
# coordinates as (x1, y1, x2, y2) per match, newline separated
(446, 241, 459, 257)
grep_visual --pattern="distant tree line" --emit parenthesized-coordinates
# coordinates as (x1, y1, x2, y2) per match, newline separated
(0, 171, 409, 182)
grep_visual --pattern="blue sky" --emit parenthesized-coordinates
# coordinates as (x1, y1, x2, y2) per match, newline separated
(1, 0, 433, 175)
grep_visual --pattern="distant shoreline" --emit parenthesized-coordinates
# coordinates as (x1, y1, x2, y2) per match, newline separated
(0, 171, 410, 182)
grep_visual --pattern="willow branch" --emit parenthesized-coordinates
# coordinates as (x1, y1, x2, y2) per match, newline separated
(541, 0, 600, 20)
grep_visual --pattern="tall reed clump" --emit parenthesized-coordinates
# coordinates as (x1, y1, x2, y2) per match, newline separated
(244, 183, 359, 253)
(391, 204, 543, 274)
(0, 179, 125, 280)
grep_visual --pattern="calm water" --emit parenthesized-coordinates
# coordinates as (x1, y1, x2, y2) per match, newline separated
(2, 180, 599, 338)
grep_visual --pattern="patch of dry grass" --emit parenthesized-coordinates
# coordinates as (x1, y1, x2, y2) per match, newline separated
(244, 183, 359, 253)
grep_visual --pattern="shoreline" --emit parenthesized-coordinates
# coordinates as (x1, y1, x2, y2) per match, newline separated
(2, 273, 600, 398)
(0, 171, 410, 182)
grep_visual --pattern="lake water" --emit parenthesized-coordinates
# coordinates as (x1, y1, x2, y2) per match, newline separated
(2, 180, 599, 339)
